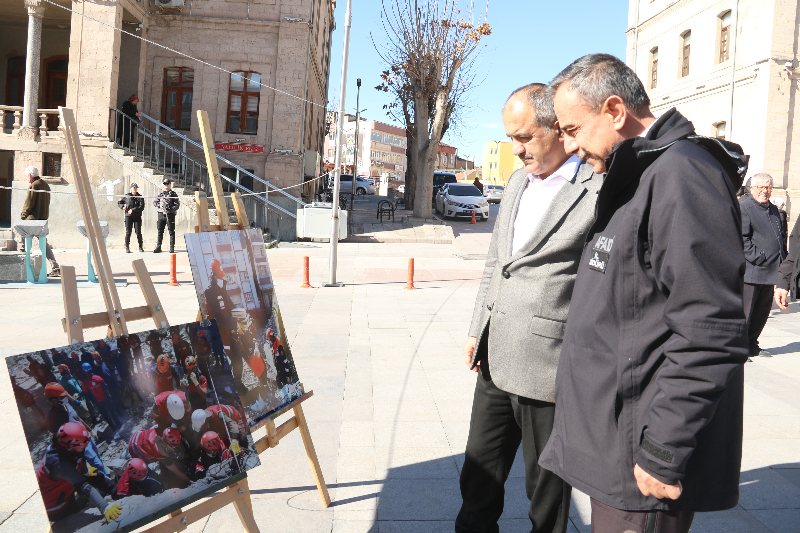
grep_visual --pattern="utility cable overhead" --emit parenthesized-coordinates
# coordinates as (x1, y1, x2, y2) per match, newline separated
(40, 0, 326, 109)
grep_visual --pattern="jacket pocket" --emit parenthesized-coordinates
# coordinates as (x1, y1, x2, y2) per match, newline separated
(530, 316, 567, 339)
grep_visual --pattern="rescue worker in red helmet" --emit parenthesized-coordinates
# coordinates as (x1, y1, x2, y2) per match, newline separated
(152, 390, 191, 432)
(182, 356, 208, 410)
(202, 259, 236, 349)
(116, 458, 164, 497)
(153, 355, 180, 394)
(190, 405, 247, 449)
(193, 431, 238, 479)
(43, 383, 109, 476)
(128, 426, 193, 489)
(36, 422, 122, 523)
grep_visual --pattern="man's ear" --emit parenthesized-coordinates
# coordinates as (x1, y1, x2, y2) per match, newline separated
(601, 96, 627, 132)
(553, 120, 564, 142)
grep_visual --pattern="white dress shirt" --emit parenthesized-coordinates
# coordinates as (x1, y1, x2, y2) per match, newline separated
(511, 155, 581, 255)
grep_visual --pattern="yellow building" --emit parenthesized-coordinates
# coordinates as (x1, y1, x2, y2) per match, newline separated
(482, 141, 521, 185)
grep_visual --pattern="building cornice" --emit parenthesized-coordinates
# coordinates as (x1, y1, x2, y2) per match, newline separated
(152, 14, 281, 27)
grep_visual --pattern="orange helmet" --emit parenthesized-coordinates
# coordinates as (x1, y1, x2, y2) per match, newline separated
(157, 354, 170, 373)
(44, 382, 68, 398)
(70, 352, 79, 359)
(91, 351, 102, 360)
(184, 356, 197, 371)
(57, 364, 69, 373)
(210, 258, 225, 279)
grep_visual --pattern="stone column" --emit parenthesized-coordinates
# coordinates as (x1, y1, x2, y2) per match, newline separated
(19, 0, 45, 141)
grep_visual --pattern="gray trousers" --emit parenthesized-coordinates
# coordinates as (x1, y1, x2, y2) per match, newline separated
(17, 234, 59, 269)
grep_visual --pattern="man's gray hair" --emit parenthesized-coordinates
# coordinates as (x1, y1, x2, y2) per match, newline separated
(504, 83, 558, 132)
(750, 172, 773, 185)
(24, 166, 40, 177)
(550, 53, 650, 115)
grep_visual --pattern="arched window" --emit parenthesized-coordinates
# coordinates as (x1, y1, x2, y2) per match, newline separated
(719, 11, 732, 63)
(680, 31, 691, 77)
(162, 67, 194, 130)
(227, 71, 261, 134)
(650, 47, 659, 89)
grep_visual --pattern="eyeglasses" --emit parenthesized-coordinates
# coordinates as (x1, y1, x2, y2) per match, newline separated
(751, 185, 773, 192)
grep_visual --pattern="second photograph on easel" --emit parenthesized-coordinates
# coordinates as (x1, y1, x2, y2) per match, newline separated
(185, 228, 304, 427)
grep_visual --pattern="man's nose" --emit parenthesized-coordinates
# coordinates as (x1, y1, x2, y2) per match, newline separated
(562, 135, 579, 155)
(512, 142, 525, 157)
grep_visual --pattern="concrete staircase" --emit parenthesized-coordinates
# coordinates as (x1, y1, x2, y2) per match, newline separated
(0, 228, 16, 251)
(106, 145, 241, 228)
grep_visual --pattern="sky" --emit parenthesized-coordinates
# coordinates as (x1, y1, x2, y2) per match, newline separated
(326, 0, 630, 166)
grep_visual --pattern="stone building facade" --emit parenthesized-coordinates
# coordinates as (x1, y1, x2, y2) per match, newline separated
(0, 0, 335, 246)
(626, 0, 799, 212)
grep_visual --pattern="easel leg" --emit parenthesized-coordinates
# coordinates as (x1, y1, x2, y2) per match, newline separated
(231, 478, 260, 533)
(294, 404, 331, 507)
(38, 236, 48, 282)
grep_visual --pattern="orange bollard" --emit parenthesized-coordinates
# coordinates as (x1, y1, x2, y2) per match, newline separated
(404, 258, 416, 290)
(470, 211, 477, 224)
(168, 253, 180, 286)
(301, 256, 312, 288)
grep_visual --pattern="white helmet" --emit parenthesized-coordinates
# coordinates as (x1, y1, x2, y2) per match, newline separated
(191, 409, 209, 432)
(166, 393, 185, 420)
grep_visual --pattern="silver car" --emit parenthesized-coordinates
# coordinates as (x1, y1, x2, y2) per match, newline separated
(336, 174, 376, 195)
(484, 184, 504, 203)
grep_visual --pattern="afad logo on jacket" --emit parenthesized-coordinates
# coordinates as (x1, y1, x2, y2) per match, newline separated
(588, 235, 614, 273)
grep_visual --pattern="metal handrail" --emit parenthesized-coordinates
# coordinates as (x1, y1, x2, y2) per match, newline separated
(137, 111, 305, 207)
(111, 109, 298, 220)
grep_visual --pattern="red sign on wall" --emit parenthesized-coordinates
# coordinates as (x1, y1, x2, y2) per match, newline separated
(215, 143, 264, 153)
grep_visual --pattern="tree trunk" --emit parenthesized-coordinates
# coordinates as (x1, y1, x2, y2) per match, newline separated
(412, 140, 434, 219)
(404, 129, 416, 210)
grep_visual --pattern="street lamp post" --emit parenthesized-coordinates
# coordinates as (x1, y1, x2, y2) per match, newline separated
(326, 0, 353, 287)
(350, 79, 362, 212)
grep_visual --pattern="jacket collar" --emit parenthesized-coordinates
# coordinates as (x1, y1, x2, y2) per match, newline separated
(603, 108, 748, 192)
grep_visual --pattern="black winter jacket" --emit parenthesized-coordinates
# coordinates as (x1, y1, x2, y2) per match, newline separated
(118, 192, 145, 219)
(539, 109, 750, 512)
(154, 190, 180, 214)
(740, 194, 786, 284)
(778, 216, 800, 298)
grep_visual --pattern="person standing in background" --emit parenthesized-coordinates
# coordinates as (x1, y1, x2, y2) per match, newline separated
(118, 182, 145, 253)
(153, 178, 180, 254)
(17, 166, 60, 277)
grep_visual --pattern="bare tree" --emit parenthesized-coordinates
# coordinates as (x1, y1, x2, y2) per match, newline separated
(376, 0, 490, 218)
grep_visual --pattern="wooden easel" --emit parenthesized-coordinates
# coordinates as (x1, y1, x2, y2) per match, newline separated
(54, 107, 261, 533)
(193, 110, 331, 507)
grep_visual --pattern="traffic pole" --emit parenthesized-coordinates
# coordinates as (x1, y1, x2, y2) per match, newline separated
(301, 256, 312, 288)
(470, 211, 477, 224)
(168, 253, 180, 286)
(404, 258, 416, 290)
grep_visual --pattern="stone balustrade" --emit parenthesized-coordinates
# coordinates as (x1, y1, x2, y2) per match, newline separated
(0, 106, 61, 138)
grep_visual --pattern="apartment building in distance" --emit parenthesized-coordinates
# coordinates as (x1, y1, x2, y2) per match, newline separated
(0, 0, 335, 244)
(627, 0, 800, 212)
(324, 114, 407, 181)
(482, 140, 520, 185)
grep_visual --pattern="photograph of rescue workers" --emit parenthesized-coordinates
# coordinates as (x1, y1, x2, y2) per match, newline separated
(6, 320, 260, 533)
(185, 228, 303, 427)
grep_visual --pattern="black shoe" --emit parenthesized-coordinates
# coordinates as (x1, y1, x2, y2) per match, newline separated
(153, 246, 162, 253)
(758, 349, 773, 358)
(169, 248, 175, 254)
(126, 246, 131, 253)
(139, 246, 145, 252)
(747, 357, 753, 363)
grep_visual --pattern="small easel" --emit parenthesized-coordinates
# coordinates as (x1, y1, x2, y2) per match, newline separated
(54, 107, 261, 533)
(194, 110, 331, 507)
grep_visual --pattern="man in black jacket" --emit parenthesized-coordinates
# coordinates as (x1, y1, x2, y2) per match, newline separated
(153, 178, 180, 253)
(118, 182, 145, 253)
(538, 54, 749, 533)
(740, 173, 786, 358)
(775, 211, 800, 310)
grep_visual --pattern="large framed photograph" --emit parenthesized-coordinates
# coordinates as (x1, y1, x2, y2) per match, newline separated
(185, 229, 304, 428)
(6, 321, 261, 533)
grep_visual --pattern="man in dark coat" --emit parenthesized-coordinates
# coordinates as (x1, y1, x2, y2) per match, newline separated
(118, 182, 145, 253)
(116, 94, 141, 148)
(775, 209, 800, 310)
(538, 54, 749, 533)
(740, 172, 786, 358)
(17, 166, 60, 276)
(153, 178, 180, 253)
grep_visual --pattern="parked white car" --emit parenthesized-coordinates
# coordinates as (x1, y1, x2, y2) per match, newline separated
(336, 174, 376, 195)
(484, 184, 504, 203)
(434, 183, 490, 221)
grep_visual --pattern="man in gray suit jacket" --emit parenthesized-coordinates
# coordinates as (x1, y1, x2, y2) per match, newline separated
(456, 84, 602, 533)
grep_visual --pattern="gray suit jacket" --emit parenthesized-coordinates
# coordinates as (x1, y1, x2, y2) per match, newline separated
(468, 162, 602, 402)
